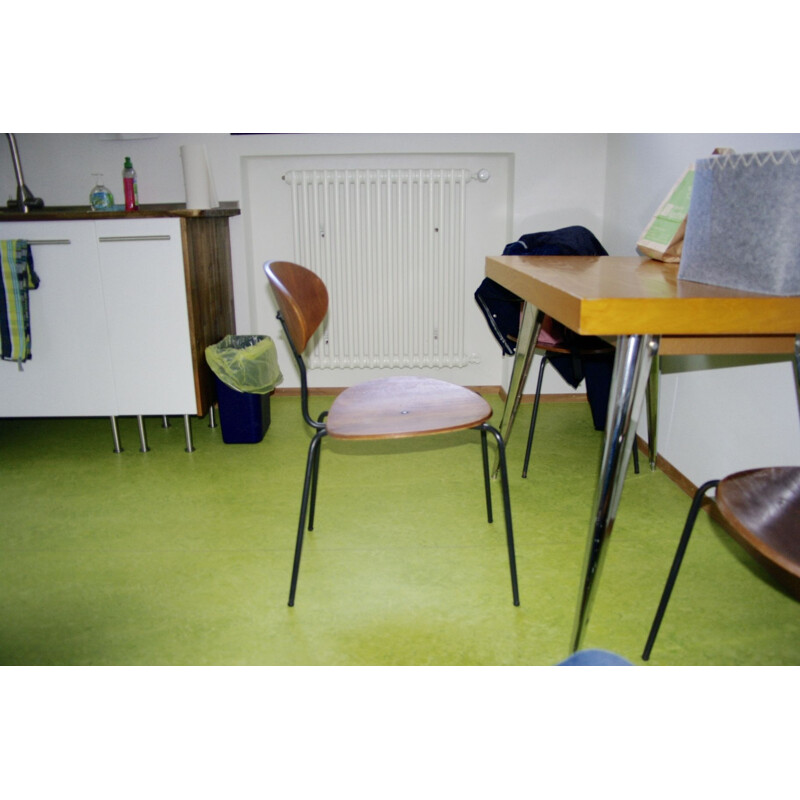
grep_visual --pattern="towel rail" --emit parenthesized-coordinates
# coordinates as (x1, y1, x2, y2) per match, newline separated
(27, 239, 71, 246)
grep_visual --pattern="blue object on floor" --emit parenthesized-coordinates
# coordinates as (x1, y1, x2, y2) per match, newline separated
(558, 649, 632, 666)
(215, 377, 271, 444)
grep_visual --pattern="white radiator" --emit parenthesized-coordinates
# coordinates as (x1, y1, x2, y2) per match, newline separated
(283, 167, 483, 369)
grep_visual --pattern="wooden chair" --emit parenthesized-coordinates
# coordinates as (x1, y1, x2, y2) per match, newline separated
(264, 260, 519, 607)
(642, 466, 800, 660)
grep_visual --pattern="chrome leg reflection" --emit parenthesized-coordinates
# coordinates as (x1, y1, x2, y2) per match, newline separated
(571, 334, 660, 653)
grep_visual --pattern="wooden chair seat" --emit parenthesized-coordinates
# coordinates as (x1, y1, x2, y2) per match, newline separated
(716, 467, 800, 599)
(327, 377, 492, 440)
(643, 465, 800, 660)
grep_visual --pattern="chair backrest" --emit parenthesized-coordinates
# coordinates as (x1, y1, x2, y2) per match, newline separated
(264, 261, 329, 355)
(265, 260, 329, 430)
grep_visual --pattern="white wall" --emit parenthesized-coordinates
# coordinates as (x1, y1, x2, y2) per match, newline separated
(604, 133, 800, 486)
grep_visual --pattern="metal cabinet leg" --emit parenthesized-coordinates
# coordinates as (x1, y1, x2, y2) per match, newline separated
(110, 416, 123, 453)
(184, 415, 195, 453)
(136, 416, 150, 453)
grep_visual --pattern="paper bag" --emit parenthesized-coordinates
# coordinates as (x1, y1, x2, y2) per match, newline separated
(637, 147, 735, 263)
(636, 166, 695, 262)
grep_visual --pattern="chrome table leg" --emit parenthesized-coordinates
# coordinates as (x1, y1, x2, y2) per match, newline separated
(571, 334, 660, 653)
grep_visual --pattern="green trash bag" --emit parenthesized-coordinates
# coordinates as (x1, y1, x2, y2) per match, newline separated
(205, 335, 283, 394)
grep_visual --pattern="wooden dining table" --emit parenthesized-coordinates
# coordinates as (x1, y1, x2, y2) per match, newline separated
(485, 254, 800, 653)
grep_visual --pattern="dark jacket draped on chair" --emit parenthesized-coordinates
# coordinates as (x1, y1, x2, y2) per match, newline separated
(474, 225, 613, 430)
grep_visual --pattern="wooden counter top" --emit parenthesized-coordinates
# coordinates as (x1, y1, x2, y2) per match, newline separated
(0, 203, 240, 221)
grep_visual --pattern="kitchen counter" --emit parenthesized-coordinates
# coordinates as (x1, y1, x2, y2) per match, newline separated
(0, 208, 239, 452)
(0, 203, 240, 221)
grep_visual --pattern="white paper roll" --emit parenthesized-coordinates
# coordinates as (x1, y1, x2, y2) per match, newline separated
(180, 144, 218, 209)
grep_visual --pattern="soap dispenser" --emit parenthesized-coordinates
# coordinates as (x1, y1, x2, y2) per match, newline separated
(89, 174, 114, 210)
(122, 157, 139, 211)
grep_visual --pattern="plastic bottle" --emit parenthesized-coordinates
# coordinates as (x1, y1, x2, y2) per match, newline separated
(122, 156, 139, 211)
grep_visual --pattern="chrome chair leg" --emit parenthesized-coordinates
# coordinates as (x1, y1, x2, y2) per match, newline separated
(289, 429, 328, 607)
(522, 354, 549, 478)
(642, 479, 720, 660)
(480, 428, 493, 523)
(483, 423, 519, 606)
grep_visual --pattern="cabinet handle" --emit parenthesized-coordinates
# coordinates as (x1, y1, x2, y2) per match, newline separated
(27, 239, 72, 246)
(98, 235, 172, 243)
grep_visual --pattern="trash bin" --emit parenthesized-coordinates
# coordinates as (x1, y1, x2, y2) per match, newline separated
(205, 335, 283, 444)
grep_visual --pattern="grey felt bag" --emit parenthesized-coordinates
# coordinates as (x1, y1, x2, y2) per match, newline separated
(679, 150, 800, 296)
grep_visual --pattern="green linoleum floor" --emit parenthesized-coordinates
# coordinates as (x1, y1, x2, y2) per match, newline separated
(1, 394, 798, 665)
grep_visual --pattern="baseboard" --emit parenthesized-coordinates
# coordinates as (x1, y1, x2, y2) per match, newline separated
(642, 445, 692, 497)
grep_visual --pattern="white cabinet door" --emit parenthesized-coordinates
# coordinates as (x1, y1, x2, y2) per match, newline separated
(0, 221, 117, 416)
(95, 218, 197, 416)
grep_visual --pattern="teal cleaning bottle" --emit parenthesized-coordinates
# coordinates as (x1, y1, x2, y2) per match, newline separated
(123, 156, 139, 211)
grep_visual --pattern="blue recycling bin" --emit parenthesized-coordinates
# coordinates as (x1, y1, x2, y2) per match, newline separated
(214, 376, 271, 444)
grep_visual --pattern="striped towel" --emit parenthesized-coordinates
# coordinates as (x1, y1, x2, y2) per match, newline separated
(0, 240, 40, 367)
